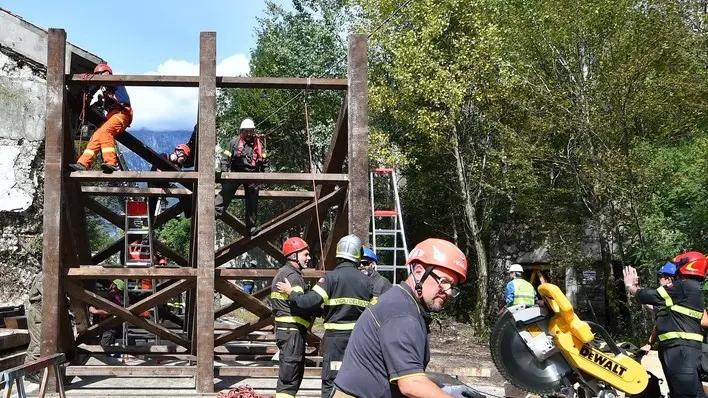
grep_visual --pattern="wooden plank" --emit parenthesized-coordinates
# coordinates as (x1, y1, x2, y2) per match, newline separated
(304, 98, 349, 250)
(217, 366, 322, 378)
(216, 269, 324, 280)
(41, 30, 66, 377)
(90, 238, 123, 264)
(215, 187, 345, 266)
(67, 74, 347, 90)
(81, 186, 192, 197)
(196, 31, 217, 394)
(155, 203, 185, 228)
(213, 280, 271, 318)
(0, 351, 25, 372)
(1, 353, 65, 379)
(219, 212, 285, 263)
(67, 171, 197, 182)
(220, 172, 347, 185)
(153, 240, 189, 267)
(215, 287, 270, 318)
(2, 317, 27, 330)
(213, 317, 274, 348)
(347, 34, 370, 242)
(231, 190, 315, 199)
(84, 197, 123, 228)
(0, 329, 29, 351)
(65, 366, 196, 376)
(76, 280, 193, 345)
(65, 266, 197, 279)
(64, 281, 190, 348)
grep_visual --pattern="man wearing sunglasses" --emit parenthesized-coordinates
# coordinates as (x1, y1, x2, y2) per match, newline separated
(359, 248, 393, 304)
(624, 252, 708, 398)
(332, 238, 468, 398)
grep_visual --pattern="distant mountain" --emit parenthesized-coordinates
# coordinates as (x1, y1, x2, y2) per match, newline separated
(119, 128, 193, 171)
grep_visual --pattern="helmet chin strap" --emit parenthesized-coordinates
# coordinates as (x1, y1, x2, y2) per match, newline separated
(413, 266, 434, 299)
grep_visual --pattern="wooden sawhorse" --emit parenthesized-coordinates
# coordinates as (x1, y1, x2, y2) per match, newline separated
(1, 353, 66, 398)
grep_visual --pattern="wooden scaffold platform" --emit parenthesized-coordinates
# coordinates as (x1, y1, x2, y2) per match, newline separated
(40, 28, 369, 394)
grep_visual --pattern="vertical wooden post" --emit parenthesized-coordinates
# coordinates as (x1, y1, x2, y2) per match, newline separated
(347, 34, 370, 242)
(42, 28, 67, 391)
(195, 31, 217, 393)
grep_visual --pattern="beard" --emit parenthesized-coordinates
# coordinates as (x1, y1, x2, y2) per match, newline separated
(424, 294, 448, 312)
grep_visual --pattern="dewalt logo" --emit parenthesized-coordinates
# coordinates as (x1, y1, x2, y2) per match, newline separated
(578, 346, 628, 377)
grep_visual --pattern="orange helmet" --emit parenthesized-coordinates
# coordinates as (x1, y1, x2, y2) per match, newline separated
(175, 144, 191, 157)
(283, 237, 308, 257)
(93, 63, 113, 74)
(673, 251, 708, 279)
(406, 238, 468, 283)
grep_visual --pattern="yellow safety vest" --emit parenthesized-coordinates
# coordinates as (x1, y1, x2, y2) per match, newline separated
(512, 279, 536, 306)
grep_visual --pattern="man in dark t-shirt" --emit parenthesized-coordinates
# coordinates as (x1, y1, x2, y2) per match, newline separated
(333, 238, 468, 398)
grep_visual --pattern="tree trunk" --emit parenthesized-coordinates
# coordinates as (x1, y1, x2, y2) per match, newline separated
(451, 126, 488, 334)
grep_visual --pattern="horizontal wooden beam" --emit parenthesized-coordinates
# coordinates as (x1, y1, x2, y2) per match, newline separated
(81, 186, 192, 197)
(214, 316, 274, 347)
(65, 266, 197, 279)
(66, 74, 347, 90)
(216, 268, 324, 280)
(68, 171, 197, 182)
(65, 366, 196, 376)
(217, 366, 322, 377)
(219, 172, 348, 185)
(231, 190, 315, 199)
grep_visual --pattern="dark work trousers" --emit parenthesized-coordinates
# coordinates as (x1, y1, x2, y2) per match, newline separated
(214, 180, 259, 227)
(659, 344, 707, 398)
(275, 324, 307, 398)
(321, 331, 351, 398)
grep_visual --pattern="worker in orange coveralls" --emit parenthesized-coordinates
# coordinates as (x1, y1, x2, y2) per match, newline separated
(69, 63, 132, 173)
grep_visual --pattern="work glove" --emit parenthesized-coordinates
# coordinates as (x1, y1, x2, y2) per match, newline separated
(441, 385, 484, 398)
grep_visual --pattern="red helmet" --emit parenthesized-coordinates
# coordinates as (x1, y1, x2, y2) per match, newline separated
(283, 237, 308, 257)
(175, 144, 191, 157)
(93, 63, 113, 74)
(673, 251, 708, 279)
(405, 238, 468, 283)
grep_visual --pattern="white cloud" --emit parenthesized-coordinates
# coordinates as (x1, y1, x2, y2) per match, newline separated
(119, 54, 250, 131)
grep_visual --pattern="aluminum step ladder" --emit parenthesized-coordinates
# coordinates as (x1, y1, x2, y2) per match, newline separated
(123, 200, 160, 356)
(369, 168, 409, 284)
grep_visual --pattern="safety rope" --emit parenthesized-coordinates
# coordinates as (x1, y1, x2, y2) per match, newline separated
(304, 78, 326, 270)
(215, 384, 269, 398)
(78, 72, 92, 152)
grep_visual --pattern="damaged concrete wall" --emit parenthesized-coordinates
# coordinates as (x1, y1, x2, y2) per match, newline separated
(0, 50, 47, 305)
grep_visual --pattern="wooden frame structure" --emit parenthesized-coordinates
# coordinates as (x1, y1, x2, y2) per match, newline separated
(40, 29, 368, 393)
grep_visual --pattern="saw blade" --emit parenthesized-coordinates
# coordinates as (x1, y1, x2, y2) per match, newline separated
(490, 310, 573, 394)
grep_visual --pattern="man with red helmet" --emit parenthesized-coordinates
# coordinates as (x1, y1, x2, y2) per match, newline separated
(69, 63, 132, 173)
(624, 251, 708, 398)
(332, 238, 469, 398)
(271, 236, 315, 398)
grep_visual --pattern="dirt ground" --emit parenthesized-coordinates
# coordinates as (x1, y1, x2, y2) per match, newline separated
(427, 317, 507, 387)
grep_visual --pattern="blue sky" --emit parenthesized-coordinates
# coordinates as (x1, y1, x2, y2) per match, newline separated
(1, 0, 291, 130)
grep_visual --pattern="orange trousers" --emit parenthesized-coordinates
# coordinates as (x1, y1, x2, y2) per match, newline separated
(77, 107, 133, 168)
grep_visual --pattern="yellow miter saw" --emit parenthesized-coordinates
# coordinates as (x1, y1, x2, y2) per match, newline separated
(490, 283, 649, 398)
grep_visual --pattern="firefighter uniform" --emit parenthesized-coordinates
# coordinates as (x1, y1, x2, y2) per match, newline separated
(369, 270, 392, 304)
(636, 279, 706, 398)
(271, 263, 316, 398)
(288, 261, 372, 398)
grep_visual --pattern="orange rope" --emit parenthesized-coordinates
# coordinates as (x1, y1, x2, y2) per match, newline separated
(304, 88, 326, 270)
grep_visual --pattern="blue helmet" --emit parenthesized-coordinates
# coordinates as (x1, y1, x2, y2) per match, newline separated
(657, 262, 677, 277)
(362, 248, 378, 263)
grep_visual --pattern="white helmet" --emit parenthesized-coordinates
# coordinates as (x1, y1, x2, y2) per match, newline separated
(240, 118, 255, 130)
(508, 263, 524, 273)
